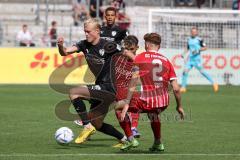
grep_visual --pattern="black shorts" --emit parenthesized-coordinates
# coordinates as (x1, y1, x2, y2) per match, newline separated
(87, 84, 116, 118)
(87, 83, 116, 95)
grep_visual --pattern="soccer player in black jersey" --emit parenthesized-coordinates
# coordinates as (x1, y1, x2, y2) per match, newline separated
(101, 7, 141, 139)
(57, 18, 130, 144)
(100, 7, 128, 44)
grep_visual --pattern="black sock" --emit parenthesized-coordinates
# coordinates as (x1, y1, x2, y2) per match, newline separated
(98, 123, 124, 140)
(72, 98, 90, 125)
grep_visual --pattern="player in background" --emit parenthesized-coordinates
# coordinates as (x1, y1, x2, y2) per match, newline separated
(116, 33, 184, 151)
(101, 7, 141, 138)
(101, 7, 128, 44)
(180, 27, 219, 93)
(57, 18, 132, 145)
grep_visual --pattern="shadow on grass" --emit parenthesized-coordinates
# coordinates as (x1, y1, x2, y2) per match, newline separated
(87, 138, 116, 142)
(114, 149, 168, 154)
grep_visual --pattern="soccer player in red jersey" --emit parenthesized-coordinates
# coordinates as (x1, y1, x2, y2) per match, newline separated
(112, 35, 141, 148)
(116, 33, 184, 151)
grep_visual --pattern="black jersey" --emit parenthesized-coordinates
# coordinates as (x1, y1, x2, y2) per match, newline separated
(100, 25, 128, 44)
(74, 38, 122, 87)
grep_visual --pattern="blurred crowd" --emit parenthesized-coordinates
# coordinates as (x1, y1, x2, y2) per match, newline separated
(1, 0, 239, 47)
(176, 0, 215, 8)
(13, 0, 130, 47)
(72, 0, 129, 27)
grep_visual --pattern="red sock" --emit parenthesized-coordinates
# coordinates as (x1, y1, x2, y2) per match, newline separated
(115, 111, 133, 138)
(130, 112, 140, 129)
(149, 113, 161, 140)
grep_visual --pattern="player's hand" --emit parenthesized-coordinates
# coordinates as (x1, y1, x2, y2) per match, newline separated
(176, 106, 184, 120)
(120, 104, 129, 122)
(181, 54, 184, 59)
(57, 37, 64, 46)
(115, 100, 126, 110)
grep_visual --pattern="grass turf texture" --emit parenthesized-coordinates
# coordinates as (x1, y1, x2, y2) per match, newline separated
(0, 85, 240, 160)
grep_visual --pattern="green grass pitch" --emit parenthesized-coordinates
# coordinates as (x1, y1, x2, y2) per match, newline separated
(0, 85, 240, 160)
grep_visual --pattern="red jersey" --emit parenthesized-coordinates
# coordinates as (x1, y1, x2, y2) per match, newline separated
(113, 55, 133, 101)
(134, 51, 177, 108)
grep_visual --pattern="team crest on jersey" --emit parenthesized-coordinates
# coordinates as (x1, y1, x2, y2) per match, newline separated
(91, 85, 101, 90)
(116, 44, 121, 51)
(99, 49, 105, 56)
(112, 31, 117, 36)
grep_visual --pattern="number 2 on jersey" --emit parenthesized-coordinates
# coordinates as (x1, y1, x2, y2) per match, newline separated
(152, 59, 163, 81)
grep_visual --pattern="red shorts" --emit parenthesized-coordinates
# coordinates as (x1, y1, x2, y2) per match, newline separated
(129, 96, 168, 113)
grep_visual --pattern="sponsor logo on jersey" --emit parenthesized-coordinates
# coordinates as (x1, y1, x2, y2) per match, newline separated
(116, 44, 122, 51)
(91, 85, 101, 90)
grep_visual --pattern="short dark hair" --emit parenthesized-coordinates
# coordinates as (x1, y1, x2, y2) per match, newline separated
(192, 26, 198, 30)
(51, 21, 57, 26)
(144, 33, 161, 45)
(123, 35, 138, 47)
(105, 7, 117, 15)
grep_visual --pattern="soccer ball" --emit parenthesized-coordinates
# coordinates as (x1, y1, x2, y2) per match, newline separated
(55, 127, 74, 144)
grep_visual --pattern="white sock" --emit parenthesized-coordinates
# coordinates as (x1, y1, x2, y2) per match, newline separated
(121, 136, 127, 142)
(84, 123, 92, 129)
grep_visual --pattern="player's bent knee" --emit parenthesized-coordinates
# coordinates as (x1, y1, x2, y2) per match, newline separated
(69, 88, 77, 99)
(69, 87, 89, 100)
(69, 92, 79, 100)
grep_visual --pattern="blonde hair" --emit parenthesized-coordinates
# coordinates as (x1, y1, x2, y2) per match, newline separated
(84, 18, 101, 30)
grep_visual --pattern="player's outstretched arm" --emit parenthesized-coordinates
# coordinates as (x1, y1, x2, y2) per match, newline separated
(126, 68, 139, 102)
(57, 37, 78, 56)
(200, 46, 207, 52)
(120, 104, 130, 121)
(170, 79, 184, 120)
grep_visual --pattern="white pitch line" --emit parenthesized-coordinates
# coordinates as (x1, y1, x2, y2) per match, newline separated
(0, 153, 240, 157)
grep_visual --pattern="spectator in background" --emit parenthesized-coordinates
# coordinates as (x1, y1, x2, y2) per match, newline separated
(49, 21, 58, 47)
(111, 0, 125, 11)
(116, 10, 131, 30)
(72, 0, 90, 26)
(109, 0, 130, 30)
(177, 0, 193, 6)
(232, 0, 240, 10)
(89, 0, 104, 19)
(196, 0, 205, 8)
(211, 0, 215, 7)
(16, 24, 35, 47)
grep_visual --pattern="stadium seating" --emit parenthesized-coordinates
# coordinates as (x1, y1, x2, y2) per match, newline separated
(0, 0, 235, 47)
